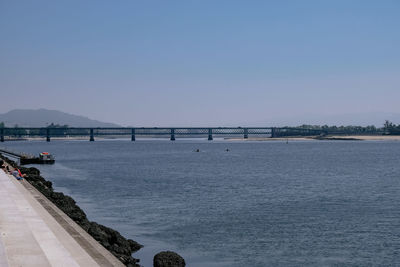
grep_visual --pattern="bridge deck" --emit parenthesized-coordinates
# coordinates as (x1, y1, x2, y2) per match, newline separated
(0, 126, 327, 142)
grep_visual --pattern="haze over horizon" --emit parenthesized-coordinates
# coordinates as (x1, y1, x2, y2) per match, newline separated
(1, 1, 399, 126)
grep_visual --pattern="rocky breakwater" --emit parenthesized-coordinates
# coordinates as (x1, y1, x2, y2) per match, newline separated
(2, 156, 142, 267)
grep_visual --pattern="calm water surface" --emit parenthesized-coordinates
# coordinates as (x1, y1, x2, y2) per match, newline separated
(3, 140, 400, 266)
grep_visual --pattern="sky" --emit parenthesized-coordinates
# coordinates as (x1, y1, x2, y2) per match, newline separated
(1, 0, 399, 126)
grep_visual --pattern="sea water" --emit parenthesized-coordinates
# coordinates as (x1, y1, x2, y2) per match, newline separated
(3, 139, 400, 266)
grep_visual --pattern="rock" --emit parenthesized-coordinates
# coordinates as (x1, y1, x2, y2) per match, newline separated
(87, 221, 143, 263)
(50, 192, 90, 230)
(128, 239, 143, 252)
(154, 251, 185, 267)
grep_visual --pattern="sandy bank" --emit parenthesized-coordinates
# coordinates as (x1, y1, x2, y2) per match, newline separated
(227, 137, 312, 141)
(227, 135, 400, 141)
(326, 135, 400, 141)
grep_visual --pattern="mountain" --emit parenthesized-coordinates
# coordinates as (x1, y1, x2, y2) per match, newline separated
(0, 109, 121, 127)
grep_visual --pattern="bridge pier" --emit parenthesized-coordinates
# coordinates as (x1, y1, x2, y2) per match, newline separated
(170, 129, 175, 141)
(90, 129, 94, 141)
(208, 128, 213, 141)
(244, 128, 248, 139)
(271, 127, 276, 138)
(0, 129, 4, 142)
(131, 128, 136, 141)
(46, 128, 50, 142)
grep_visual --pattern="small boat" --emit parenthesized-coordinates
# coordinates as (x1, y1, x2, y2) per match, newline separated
(38, 152, 55, 164)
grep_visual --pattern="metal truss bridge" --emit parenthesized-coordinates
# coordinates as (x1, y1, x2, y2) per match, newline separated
(0, 127, 323, 142)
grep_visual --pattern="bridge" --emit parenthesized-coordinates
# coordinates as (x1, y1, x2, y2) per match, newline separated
(0, 127, 324, 142)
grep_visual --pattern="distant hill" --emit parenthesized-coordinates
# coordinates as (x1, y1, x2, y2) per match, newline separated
(0, 109, 121, 127)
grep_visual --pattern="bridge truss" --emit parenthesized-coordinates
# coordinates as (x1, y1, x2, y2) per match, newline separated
(0, 127, 323, 142)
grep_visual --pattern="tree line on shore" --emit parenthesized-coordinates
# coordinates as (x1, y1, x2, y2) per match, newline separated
(276, 120, 399, 136)
(383, 120, 400, 135)
(0, 123, 70, 137)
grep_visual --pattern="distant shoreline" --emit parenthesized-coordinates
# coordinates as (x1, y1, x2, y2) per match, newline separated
(227, 135, 400, 141)
(1, 135, 400, 142)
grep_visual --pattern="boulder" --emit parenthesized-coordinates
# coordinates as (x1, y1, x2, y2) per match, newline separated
(154, 251, 185, 267)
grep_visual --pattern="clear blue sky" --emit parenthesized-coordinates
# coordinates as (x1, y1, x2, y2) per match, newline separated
(1, 0, 399, 126)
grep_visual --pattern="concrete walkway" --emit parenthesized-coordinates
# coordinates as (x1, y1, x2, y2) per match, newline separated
(0, 170, 124, 267)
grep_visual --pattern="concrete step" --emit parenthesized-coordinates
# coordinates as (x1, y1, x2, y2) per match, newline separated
(0, 171, 52, 267)
(0, 169, 125, 267)
(19, 178, 124, 267)
(0, 170, 124, 267)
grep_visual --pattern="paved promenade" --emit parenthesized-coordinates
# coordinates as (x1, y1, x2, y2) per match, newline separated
(0, 170, 124, 267)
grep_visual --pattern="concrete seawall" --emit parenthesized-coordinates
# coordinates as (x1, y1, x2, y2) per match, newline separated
(0, 170, 125, 267)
